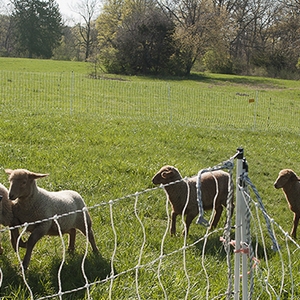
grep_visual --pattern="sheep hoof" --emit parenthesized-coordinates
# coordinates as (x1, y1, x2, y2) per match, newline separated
(196, 216, 210, 227)
(93, 249, 99, 255)
(19, 240, 27, 249)
(181, 230, 188, 237)
(68, 248, 75, 254)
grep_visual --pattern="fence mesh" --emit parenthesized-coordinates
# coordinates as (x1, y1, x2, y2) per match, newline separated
(1, 70, 300, 133)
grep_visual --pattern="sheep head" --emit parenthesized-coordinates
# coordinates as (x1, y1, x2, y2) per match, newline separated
(5, 169, 48, 200)
(152, 165, 182, 185)
(274, 169, 299, 189)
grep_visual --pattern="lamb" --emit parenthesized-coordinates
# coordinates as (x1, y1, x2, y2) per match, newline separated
(274, 169, 300, 238)
(152, 165, 232, 236)
(0, 183, 26, 254)
(0, 183, 13, 228)
(0, 183, 13, 254)
(5, 168, 99, 270)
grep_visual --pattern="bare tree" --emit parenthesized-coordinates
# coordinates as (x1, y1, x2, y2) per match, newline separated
(73, 0, 100, 61)
(158, 0, 226, 75)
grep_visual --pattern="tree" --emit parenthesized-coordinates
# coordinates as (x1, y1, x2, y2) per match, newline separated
(97, 0, 176, 75)
(158, 0, 226, 75)
(0, 14, 15, 56)
(52, 25, 82, 60)
(114, 5, 176, 74)
(95, 0, 300, 77)
(96, 0, 129, 72)
(72, 0, 100, 61)
(0, 0, 15, 56)
(12, 0, 62, 58)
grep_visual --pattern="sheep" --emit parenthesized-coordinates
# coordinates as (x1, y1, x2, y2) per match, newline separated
(152, 165, 232, 236)
(0, 183, 13, 228)
(5, 168, 99, 270)
(0, 183, 26, 254)
(274, 169, 300, 238)
(0, 183, 12, 254)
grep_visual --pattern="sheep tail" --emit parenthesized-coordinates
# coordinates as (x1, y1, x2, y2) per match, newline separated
(196, 169, 210, 227)
(196, 158, 235, 227)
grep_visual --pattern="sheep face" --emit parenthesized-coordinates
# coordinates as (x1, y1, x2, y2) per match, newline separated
(152, 166, 182, 185)
(274, 169, 298, 189)
(5, 169, 48, 200)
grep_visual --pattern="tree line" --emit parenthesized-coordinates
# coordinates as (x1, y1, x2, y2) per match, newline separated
(1, 0, 300, 78)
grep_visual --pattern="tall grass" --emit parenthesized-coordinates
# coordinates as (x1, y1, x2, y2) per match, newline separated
(0, 57, 299, 299)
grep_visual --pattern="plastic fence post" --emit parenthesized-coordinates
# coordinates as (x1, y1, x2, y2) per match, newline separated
(234, 148, 249, 300)
(70, 71, 74, 115)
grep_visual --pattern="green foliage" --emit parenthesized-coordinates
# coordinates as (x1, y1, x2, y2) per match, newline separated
(12, 0, 62, 58)
(98, 2, 176, 75)
(202, 49, 233, 74)
(0, 58, 300, 298)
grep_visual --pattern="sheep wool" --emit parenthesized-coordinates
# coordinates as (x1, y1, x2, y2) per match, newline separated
(152, 165, 233, 236)
(5, 168, 99, 270)
(0, 183, 12, 254)
(0, 183, 27, 254)
(274, 169, 300, 238)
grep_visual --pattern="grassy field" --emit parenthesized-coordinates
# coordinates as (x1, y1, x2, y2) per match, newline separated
(0, 57, 300, 299)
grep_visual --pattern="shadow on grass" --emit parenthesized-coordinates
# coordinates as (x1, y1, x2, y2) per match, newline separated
(128, 72, 280, 88)
(46, 252, 112, 299)
(0, 251, 112, 299)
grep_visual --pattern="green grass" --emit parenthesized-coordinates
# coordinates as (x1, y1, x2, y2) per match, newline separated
(0, 57, 90, 74)
(0, 57, 300, 299)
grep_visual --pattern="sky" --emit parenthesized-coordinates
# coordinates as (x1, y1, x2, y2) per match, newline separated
(56, 0, 81, 24)
(2, 0, 81, 25)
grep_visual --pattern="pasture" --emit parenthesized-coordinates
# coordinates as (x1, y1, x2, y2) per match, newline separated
(0, 57, 300, 299)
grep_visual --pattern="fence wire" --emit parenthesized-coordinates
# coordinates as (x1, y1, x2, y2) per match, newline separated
(1, 71, 300, 133)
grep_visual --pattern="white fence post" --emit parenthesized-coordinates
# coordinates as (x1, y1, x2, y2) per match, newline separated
(234, 148, 249, 300)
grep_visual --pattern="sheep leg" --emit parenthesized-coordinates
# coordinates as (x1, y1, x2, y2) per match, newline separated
(210, 206, 223, 229)
(22, 228, 45, 270)
(76, 224, 99, 253)
(87, 229, 99, 253)
(10, 228, 27, 251)
(68, 228, 76, 253)
(170, 211, 177, 235)
(291, 213, 300, 238)
(182, 213, 196, 236)
(10, 228, 20, 251)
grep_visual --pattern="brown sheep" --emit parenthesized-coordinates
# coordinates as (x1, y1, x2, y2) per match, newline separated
(274, 169, 300, 238)
(152, 165, 232, 236)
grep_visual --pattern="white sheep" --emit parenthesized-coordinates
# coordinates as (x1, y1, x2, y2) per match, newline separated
(0, 183, 27, 254)
(0, 183, 12, 254)
(0, 183, 13, 228)
(5, 168, 99, 270)
(152, 165, 232, 236)
(274, 169, 300, 238)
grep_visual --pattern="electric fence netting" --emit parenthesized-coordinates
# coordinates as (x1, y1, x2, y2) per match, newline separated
(0, 148, 299, 299)
(1, 71, 300, 134)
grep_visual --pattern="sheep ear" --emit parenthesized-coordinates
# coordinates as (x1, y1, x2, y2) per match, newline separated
(29, 172, 49, 180)
(290, 172, 298, 181)
(5, 169, 13, 175)
(161, 170, 172, 179)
